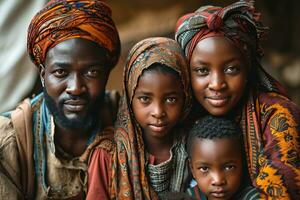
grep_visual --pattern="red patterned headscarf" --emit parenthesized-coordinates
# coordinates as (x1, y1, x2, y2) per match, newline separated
(27, 0, 120, 69)
(175, 0, 286, 95)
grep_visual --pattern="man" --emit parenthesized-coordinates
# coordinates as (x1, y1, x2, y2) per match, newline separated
(0, 0, 120, 199)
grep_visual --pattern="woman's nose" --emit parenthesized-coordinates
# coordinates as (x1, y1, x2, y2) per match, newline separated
(208, 72, 227, 91)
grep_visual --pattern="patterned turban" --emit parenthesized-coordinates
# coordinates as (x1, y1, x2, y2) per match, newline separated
(175, 0, 268, 62)
(27, 0, 120, 69)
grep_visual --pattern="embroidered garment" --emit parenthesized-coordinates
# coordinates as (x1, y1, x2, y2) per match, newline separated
(146, 139, 188, 196)
(27, 0, 120, 69)
(108, 37, 192, 200)
(175, 1, 300, 199)
(0, 93, 115, 199)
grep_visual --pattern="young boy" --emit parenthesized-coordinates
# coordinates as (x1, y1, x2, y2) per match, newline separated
(186, 115, 259, 200)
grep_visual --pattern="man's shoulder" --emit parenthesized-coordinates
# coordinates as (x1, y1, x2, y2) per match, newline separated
(0, 115, 16, 144)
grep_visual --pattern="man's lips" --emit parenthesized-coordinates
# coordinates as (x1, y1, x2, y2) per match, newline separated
(63, 99, 87, 112)
(206, 96, 229, 107)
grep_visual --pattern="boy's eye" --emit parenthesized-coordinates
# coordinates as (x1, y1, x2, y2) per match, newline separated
(138, 96, 150, 103)
(165, 97, 177, 103)
(198, 166, 209, 173)
(53, 69, 67, 77)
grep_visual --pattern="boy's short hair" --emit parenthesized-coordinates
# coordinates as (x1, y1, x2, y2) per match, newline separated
(187, 115, 243, 158)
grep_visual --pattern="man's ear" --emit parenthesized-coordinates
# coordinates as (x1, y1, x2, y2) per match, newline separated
(39, 64, 45, 87)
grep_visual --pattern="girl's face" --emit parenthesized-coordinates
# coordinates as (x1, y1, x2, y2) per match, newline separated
(132, 69, 184, 140)
(190, 36, 249, 116)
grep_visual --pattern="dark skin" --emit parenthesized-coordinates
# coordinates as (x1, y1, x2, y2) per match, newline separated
(132, 69, 184, 164)
(41, 38, 110, 157)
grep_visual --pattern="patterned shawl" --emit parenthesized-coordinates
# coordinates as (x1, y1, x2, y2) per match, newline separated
(175, 1, 300, 198)
(27, 0, 120, 69)
(110, 37, 191, 199)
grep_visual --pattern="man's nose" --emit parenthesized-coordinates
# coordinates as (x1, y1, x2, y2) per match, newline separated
(65, 74, 86, 95)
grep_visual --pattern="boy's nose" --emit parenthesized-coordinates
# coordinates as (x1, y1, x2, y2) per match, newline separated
(211, 171, 226, 186)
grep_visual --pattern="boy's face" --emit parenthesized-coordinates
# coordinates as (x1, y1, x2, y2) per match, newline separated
(190, 137, 243, 200)
(132, 70, 184, 140)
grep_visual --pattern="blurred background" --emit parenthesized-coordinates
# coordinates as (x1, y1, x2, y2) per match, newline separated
(0, 0, 299, 112)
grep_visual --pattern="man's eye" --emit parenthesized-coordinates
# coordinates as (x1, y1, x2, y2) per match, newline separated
(138, 96, 150, 103)
(86, 69, 100, 78)
(53, 69, 67, 77)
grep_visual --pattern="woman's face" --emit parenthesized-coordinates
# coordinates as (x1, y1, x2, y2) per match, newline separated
(190, 36, 249, 116)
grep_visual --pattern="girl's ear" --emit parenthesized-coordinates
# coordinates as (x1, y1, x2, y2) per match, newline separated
(188, 158, 196, 178)
(39, 64, 45, 87)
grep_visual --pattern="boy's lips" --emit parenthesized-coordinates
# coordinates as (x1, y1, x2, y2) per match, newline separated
(210, 189, 227, 198)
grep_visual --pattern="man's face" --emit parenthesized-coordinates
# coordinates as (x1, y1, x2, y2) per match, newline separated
(42, 38, 110, 130)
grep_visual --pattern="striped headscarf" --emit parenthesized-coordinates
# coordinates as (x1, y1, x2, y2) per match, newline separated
(175, 0, 286, 96)
(27, 0, 120, 69)
(110, 37, 191, 199)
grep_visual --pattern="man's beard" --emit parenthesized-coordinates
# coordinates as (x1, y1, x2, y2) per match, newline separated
(43, 89, 103, 131)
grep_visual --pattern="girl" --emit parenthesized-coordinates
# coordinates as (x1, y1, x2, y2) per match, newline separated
(175, 1, 300, 199)
(110, 37, 192, 199)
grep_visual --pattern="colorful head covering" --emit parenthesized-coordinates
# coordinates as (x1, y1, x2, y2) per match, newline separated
(110, 37, 191, 199)
(27, 0, 120, 69)
(175, 0, 286, 96)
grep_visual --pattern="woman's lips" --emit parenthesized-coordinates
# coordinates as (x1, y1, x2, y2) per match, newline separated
(206, 96, 229, 107)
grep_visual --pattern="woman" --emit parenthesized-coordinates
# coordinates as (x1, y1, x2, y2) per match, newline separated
(175, 1, 300, 199)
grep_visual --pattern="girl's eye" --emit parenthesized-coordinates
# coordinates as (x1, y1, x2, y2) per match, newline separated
(86, 69, 100, 78)
(193, 67, 209, 76)
(138, 96, 150, 103)
(225, 66, 240, 74)
(165, 97, 177, 104)
(224, 165, 235, 171)
(198, 166, 209, 173)
(53, 69, 67, 77)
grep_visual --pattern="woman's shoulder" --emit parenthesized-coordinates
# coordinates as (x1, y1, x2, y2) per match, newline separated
(256, 91, 300, 127)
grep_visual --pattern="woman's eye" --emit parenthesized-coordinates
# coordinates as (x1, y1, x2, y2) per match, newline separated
(225, 66, 239, 74)
(53, 69, 67, 77)
(165, 97, 177, 104)
(224, 165, 235, 171)
(138, 96, 150, 103)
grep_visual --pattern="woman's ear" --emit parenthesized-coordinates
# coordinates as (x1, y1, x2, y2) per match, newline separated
(39, 64, 45, 87)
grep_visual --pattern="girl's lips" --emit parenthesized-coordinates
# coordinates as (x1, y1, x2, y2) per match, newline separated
(149, 124, 167, 132)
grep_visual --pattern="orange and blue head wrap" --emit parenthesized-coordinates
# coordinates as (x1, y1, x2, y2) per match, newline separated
(27, 0, 120, 70)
